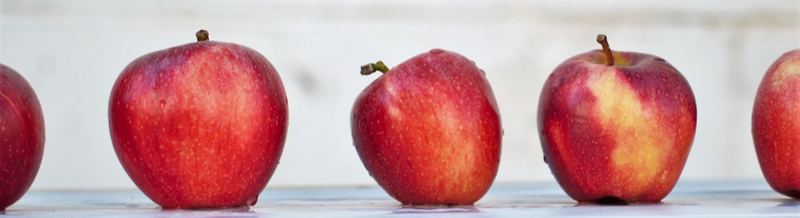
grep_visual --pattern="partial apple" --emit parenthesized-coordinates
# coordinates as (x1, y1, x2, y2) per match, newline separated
(0, 64, 45, 211)
(537, 35, 697, 203)
(351, 49, 502, 205)
(753, 49, 800, 198)
(108, 30, 288, 209)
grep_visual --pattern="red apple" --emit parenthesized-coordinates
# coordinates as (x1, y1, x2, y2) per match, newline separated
(108, 30, 287, 209)
(752, 49, 800, 198)
(537, 35, 697, 203)
(351, 49, 502, 205)
(0, 64, 44, 211)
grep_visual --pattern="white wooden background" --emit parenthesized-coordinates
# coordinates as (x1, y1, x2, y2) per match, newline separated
(0, 0, 797, 190)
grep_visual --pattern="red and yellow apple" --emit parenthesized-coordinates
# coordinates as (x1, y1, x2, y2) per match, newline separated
(0, 64, 45, 211)
(752, 49, 800, 198)
(108, 30, 288, 209)
(537, 35, 697, 203)
(351, 49, 502, 205)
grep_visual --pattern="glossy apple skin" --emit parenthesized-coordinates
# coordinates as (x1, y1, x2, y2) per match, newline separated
(538, 50, 696, 203)
(108, 40, 288, 209)
(351, 49, 502, 205)
(752, 49, 800, 198)
(0, 64, 44, 211)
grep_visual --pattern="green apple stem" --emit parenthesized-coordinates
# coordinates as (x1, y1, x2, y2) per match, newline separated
(596, 34, 614, 66)
(360, 61, 389, 75)
(196, 30, 209, 42)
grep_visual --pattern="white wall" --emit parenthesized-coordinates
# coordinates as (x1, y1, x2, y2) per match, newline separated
(0, 0, 797, 190)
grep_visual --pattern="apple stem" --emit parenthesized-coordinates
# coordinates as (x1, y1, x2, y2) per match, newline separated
(196, 30, 209, 42)
(360, 61, 389, 75)
(596, 34, 614, 66)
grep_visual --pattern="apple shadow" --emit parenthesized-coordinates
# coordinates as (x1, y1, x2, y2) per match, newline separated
(573, 197, 667, 207)
(154, 206, 259, 218)
(724, 197, 800, 215)
(560, 200, 686, 217)
(771, 198, 800, 207)
(390, 204, 481, 215)
(574, 201, 666, 207)
(158, 205, 256, 216)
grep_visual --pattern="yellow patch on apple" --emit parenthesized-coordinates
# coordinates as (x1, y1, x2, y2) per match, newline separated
(589, 70, 671, 191)
(592, 51, 631, 67)
(434, 100, 477, 175)
(770, 58, 800, 90)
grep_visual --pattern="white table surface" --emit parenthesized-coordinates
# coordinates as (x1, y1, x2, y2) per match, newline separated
(5, 180, 799, 217)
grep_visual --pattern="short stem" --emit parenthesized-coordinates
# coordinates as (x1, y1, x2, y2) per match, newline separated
(596, 34, 614, 66)
(360, 61, 389, 75)
(196, 30, 209, 42)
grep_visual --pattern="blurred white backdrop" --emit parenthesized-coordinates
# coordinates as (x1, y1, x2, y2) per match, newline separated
(0, 0, 798, 190)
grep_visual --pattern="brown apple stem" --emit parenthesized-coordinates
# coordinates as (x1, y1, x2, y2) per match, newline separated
(196, 30, 209, 42)
(360, 61, 389, 75)
(596, 34, 614, 66)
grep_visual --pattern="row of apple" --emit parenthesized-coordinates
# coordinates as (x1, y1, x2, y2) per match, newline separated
(0, 30, 797, 210)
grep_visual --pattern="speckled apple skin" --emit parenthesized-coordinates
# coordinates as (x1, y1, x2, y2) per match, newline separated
(538, 50, 696, 203)
(0, 64, 44, 211)
(753, 49, 800, 199)
(351, 49, 502, 205)
(108, 40, 287, 209)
